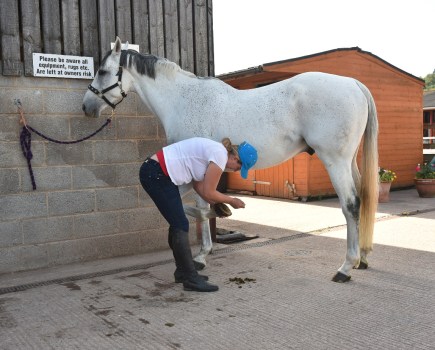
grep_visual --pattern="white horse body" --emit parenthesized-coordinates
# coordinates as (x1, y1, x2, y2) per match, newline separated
(83, 38, 378, 282)
(131, 70, 367, 170)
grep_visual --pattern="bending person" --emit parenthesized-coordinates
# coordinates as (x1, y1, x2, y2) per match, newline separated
(139, 137, 258, 292)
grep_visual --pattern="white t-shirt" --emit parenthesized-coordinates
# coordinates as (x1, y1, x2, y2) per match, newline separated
(163, 138, 228, 185)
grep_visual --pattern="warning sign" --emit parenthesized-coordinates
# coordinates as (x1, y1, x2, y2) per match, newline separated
(33, 53, 94, 79)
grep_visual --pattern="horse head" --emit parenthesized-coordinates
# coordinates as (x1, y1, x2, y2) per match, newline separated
(82, 36, 131, 117)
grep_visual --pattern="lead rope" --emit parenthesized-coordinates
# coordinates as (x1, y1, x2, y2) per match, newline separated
(15, 99, 114, 190)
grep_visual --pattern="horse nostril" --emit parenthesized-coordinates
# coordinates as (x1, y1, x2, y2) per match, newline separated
(82, 104, 86, 112)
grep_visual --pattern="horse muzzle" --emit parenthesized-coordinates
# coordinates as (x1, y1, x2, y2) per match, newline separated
(82, 103, 97, 118)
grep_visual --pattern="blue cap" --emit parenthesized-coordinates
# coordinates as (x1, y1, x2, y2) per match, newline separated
(238, 141, 258, 179)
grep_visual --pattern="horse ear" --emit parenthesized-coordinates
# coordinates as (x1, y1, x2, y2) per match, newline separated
(113, 36, 122, 54)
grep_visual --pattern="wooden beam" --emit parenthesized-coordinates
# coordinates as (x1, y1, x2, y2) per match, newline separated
(0, 0, 23, 75)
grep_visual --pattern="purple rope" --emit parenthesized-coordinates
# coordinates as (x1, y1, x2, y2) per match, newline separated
(20, 126, 36, 190)
(20, 119, 112, 190)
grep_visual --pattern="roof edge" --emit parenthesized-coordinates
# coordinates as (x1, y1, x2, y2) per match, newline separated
(264, 47, 424, 83)
(218, 47, 424, 83)
(217, 65, 264, 80)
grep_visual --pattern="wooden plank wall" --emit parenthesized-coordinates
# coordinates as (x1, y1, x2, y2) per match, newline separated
(0, 0, 214, 77)
(225, 49, 424, 198)
(267, 50, 424, 191)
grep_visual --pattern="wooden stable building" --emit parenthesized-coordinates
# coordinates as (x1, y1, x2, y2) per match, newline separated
(219, 47, 425, 199)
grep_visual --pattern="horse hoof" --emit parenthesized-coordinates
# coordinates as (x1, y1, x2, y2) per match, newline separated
(357, 261, 368, 269)
(193, 260, 206, 271)
(332, 272, 351, 283)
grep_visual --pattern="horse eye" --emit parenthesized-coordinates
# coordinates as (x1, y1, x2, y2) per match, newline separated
(98, 69, 108, 76)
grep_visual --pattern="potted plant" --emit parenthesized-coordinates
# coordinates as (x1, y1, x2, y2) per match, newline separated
(378, 168, 396, 203)
(414, 162, 435, 198)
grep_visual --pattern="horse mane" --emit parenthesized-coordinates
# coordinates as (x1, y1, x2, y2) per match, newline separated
(101, 49, 197, 80)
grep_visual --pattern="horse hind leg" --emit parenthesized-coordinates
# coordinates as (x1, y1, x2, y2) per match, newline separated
(350, 154, 367, 271)
(332, 193, 361, 283)
(350, 153, 370, 271)
(323, 159, 361, 283)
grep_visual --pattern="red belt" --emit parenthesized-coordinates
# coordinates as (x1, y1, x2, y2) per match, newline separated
(156, 149, 169, 176)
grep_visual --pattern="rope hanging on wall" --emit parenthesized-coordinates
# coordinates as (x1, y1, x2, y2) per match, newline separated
(15, 99, 113, 190)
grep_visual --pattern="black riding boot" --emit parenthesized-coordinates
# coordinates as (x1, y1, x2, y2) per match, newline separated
(168, 228, 209, 283)
(171, 229, 218, 292)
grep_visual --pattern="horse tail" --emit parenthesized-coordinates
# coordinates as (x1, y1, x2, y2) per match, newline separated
(355, 80, 379, 254)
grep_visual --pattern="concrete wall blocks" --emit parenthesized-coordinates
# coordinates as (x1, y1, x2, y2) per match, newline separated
(138, 187, 154, 207)
(119, 207, 166, 232)
(73, 211, 120, 238)
(20, 166, 72, 192)
(0, 221, 22, 247)
(23, 115, 71, 141)
(1, 77, 170, 273)
(15, 76, 70, 89)
(70, 117, 116, 141)
(137, 139, 167, 159)
(93, 140, 139, 163)
(47, 238, 100, 267)
(96, 186, 139, 211)
(44, 90, 86, 115)
(0, 244, 50, 273)
(45, 229, 168, 268)
(107, 93, 137, 115)
(0, 116, 22, 141)
(138, 228, 172, 252)
(22, 216, 74, 244)
(72, 164, 118, 189)
(48, 190, 95, 216)
(0, 193, 47, 221)
(0, 88, 44, 114)
(0, 141, 45, 167)
(46, 142, 94, 166)
(116, 117, 158, 139)
(0, 168, 20, 194)
(0, 227, 168, 274)
(116, 163, 141, 186)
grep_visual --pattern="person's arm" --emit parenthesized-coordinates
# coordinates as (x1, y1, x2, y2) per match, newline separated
(193, 162, 245, 209)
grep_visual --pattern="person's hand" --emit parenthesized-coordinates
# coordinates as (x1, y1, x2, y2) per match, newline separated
(230, 197, 245, 209)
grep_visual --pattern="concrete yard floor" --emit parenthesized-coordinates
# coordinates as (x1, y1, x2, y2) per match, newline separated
(0, 189, 434, 350)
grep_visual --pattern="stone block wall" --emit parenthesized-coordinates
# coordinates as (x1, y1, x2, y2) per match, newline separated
(0, 76, 192, 274)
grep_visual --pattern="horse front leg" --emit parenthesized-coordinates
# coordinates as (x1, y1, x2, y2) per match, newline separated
(179, 186, 213, 270)
(192, 196, 212, 271)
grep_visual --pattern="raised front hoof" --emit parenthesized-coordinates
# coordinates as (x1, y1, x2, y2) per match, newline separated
(193, 260, 206, 271)
(332, 272, 351, 283)
(356, 261, 368, 270)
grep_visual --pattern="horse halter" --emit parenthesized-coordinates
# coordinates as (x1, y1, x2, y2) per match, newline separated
(88, 66, 127, 110)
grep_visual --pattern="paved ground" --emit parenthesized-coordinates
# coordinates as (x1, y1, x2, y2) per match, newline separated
(0, 189, 434, 349)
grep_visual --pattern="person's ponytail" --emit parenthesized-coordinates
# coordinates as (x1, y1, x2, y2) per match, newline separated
(221, 137, 238, 155)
